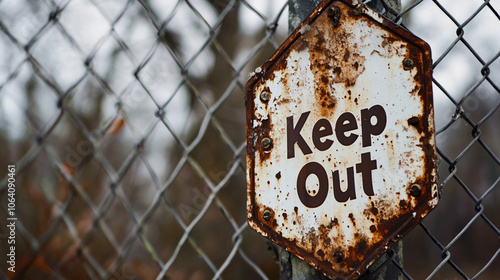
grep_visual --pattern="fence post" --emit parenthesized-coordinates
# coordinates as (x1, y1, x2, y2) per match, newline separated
(275, 0, 403, 279)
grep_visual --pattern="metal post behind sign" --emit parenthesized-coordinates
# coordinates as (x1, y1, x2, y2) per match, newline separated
(279, 0, 403, 279)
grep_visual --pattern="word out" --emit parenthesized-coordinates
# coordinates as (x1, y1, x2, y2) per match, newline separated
(287, 105, 387, 208)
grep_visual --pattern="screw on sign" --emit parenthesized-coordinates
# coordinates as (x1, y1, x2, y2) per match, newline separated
(245, 0, 438, 279)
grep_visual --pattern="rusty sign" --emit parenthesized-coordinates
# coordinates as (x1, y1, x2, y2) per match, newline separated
(246, 0, 438, 279)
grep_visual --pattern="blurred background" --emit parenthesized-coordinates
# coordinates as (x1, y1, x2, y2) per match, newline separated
(0, 0, 498, 279)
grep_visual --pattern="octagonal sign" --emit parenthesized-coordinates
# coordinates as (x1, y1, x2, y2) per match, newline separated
(246, 0, 438, 279)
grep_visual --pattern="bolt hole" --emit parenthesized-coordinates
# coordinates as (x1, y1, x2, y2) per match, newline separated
(263, 209, 272, 221)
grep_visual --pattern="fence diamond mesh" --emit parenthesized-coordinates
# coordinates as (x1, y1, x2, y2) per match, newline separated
(0, 0, 498, 279)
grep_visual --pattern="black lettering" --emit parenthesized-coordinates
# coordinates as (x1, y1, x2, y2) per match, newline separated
(312, 118, 333, 151)
(335, 112, 359, 146)
(297, 162, 328, 208)
(361, 105, 387, 147)
(287, 112, 313, 159)
(332, 167, 357, 202)
(355, 152, 377, 196)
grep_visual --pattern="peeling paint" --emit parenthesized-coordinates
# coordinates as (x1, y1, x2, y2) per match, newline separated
(246, 0, 437, 279)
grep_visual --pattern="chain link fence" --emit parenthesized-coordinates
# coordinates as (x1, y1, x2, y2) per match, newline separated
(0, 0, 498, 279)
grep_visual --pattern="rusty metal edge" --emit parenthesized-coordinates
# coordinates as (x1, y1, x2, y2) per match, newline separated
(245, 0, 437, 278)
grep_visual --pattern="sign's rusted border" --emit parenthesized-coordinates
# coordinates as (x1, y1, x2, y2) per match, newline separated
(246, 0, 437, 278)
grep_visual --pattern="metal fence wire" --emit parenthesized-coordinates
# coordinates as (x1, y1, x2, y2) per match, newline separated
(0, 0, 499, 279)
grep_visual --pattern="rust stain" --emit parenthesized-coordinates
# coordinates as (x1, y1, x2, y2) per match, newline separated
(306, 7, 367, 92)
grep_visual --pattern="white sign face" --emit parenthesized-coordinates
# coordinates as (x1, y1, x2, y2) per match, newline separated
(246, 0, 438, 279)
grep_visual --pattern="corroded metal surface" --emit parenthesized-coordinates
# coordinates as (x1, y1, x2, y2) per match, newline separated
(246, 0, 437, 279)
